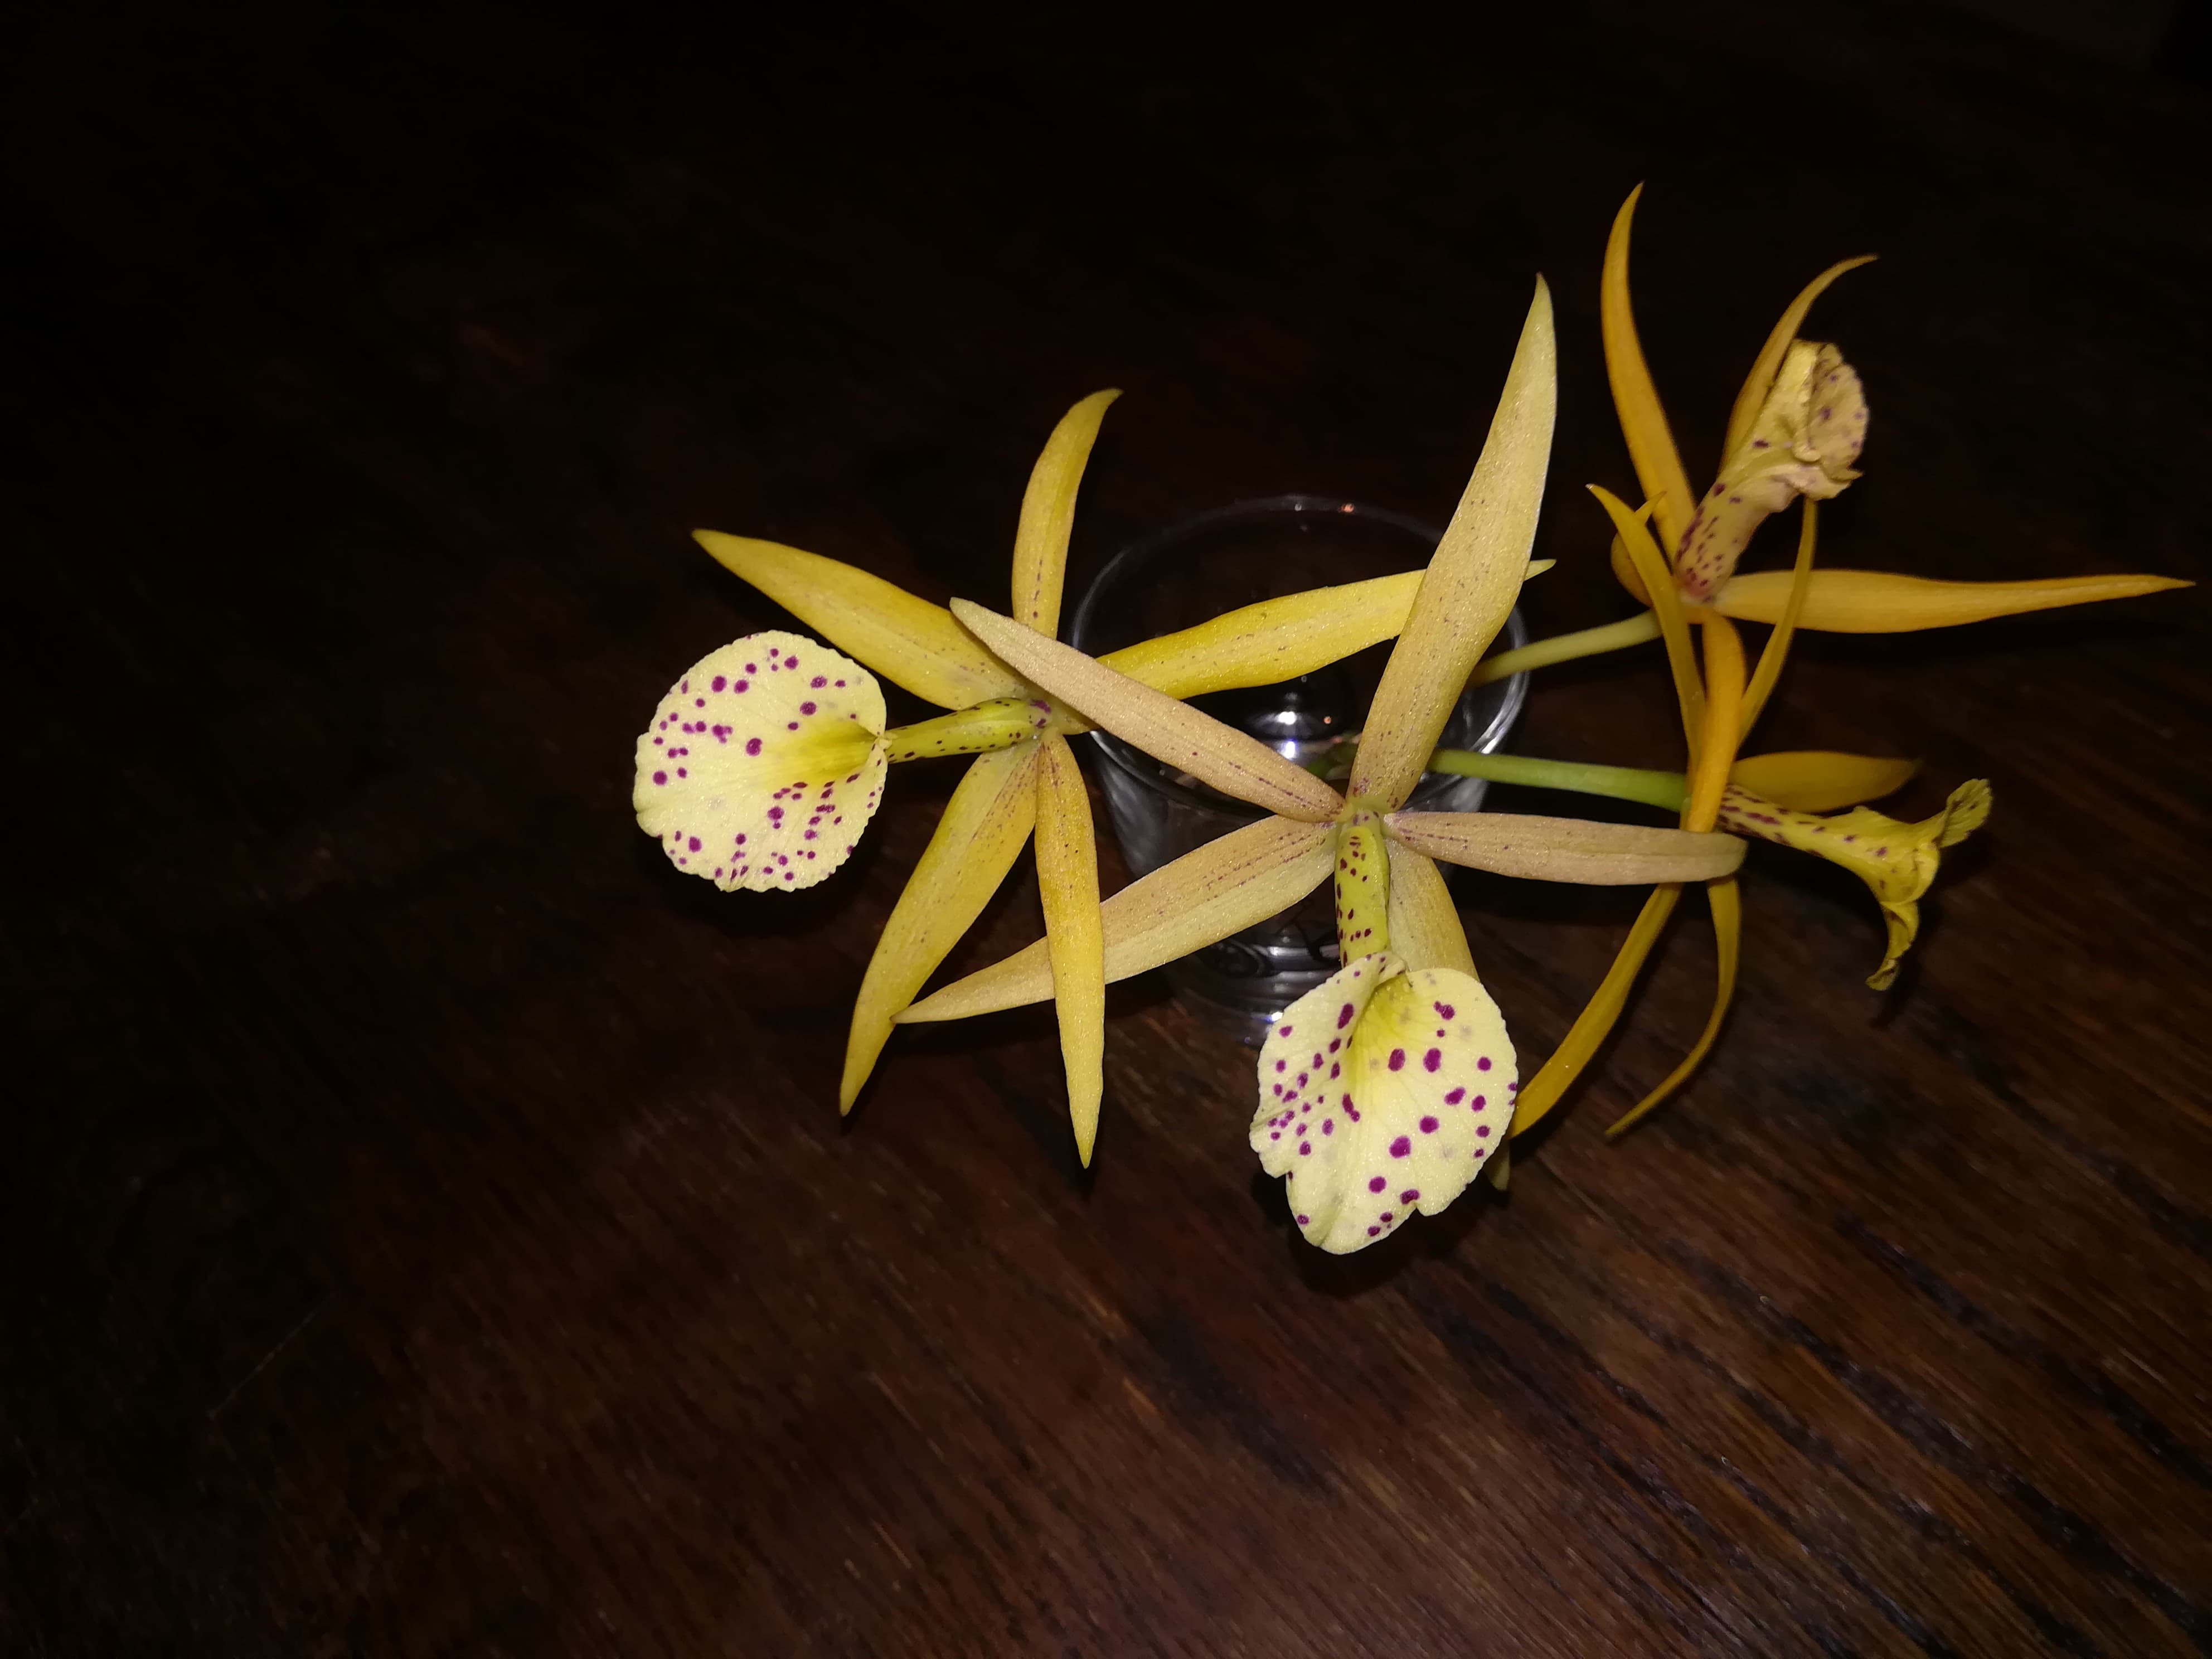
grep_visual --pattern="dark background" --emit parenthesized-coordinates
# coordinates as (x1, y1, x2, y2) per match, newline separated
(4, 2, 2208, 1654)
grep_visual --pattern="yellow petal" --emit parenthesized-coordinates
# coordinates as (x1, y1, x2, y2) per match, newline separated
(636, 631, 887, 892)
(1384, 838, 1476, 977)
(1384, 811, 1744, 885)
(1253, 954, 1512, 1253)
(1034, 734, 1106, 1163)
(1606, 876, 1740, 1137)
(1719, 779, 1991, 988)
(1721, 256, 1877, 459)
(1011, 390, 1120, 637)
(899, 816, 1335, 1022)
(1109, 556, 1555, 700)
(839, 743, 1041, 1110)
(1609, 532, 1651, 607)
(1511, 885, 1681, 1136)
(1709, 568, 2191, 632)
(950, 599, 1343, 822)
(1101, 570, 1422, 697)
(1685, 613, 1746, 831)
(1589, 486, 1704, 758)
(695, 532, 1026, 710)
(1353, 279, 1556, 809)
(1729, 751, 1918, 813)
(1600, 187, 1697, 557)
(1737, 499, 1819, 738)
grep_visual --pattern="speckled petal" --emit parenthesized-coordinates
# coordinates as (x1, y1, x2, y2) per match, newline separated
(1251, 954, 1514, 1255)
(634, 630, 888, 892)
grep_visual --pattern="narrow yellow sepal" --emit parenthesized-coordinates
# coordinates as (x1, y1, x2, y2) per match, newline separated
(1600, 187, 1696, 558)
(1100, 571, 1422, 698)
(1590, 486, 1705, 759)
(838, 743, 1041, 1112)
(1384, 811, 1745, 885)
(950, 599, 1344, 822)
(1107, 555, 1555, 700)
(1721, 256, 1878, 459)
(899, 816, 1336, 1022)
(1738, 500, 1819, 739)
(1353, 279, 1556, 809)
(1607, 876, 1741, 1137)
(1511, 885, 1682, 1136)
(695, 532, 1026, 710)
(1709, 569, 2191, 633)
(1729, 751, 1917, 813)
(1012, 391, 1120, 637)
(1034, 734, 1106, 1164)
(1685, 613, 1745, 832)
(1383, 839, 1476, 977)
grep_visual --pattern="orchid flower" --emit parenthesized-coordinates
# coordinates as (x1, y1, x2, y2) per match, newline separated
(1427, 748, 1991, 991)
(1471, 190, 2188, 1139)
(895, 283, 1746, 1250)
(1466, 187, 2187, 694)
(673, 395, 1546, 1163)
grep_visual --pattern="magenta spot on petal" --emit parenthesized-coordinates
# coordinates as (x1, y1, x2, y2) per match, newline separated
(1476, 1125, 1491, 1138)
(1270, 1132, 1280, 1141)
(711, 675, 726, 691)
(1434, 1002, 1455, 1019)
(1337, 1003, 1355, 1029)
(1477, 1056, 1492, 1071)
(652, 770, 667, 785)
(1473, 1094, 1485, 1108)
(1275, 1059, 1286, 1073)
(1368, 1176, 1386, 1193)
(1379, 1212, 1394, 1223)
(1322, 1119, 1334, 1134)
(1401, 1189, 1419, 1204)
(1419, 1116, 1438, 1134)
(800, 701, 817, 715)
(676, 768, 686, 777)
(1299, 1143, 1311, 1156)
(1423, 1048, 1442, 1072)
(784, 654, 798, 668)
(1278, 1023, 1293, 1037)
(1443, 1088, 1464, 1105)
(811, 675, 827, 688)
(745, 738, 763, 756)
(787, 721, 799, 730)
(1367, 1225, 1380, 1236)
(1389, 1136, 1411, 1158)
(1388, 1049, 1405, 1071)
(687, 836, 701, 852)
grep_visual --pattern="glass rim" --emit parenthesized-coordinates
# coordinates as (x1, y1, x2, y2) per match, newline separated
(1068, 495, 1531, 814)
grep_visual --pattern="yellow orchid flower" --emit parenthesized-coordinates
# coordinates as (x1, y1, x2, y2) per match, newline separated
(1426, 748, 1991, 992)
(898, 283, 1745, 1250)
(1483, 188, 2187, 1139)
(1468, 187, 2185, 693)
(675, 395, 1549, 1165)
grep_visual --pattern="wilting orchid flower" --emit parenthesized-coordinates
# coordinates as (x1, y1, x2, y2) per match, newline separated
(681, 395, 1545, 1162)
(897, 283, 1745, 1250)
(1463, 189, 2188, 1138)
(1466, 187, 2186, 694)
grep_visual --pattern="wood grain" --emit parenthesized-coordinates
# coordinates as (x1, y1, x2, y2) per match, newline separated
(3, 2, 2207, 1654)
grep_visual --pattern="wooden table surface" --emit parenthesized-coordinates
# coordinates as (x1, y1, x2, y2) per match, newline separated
(6, 3, 2208, 1653)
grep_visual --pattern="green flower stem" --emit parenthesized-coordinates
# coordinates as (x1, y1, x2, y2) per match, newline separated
(1427, 749, 1687, 812)
(1467, 610, 1662, 685)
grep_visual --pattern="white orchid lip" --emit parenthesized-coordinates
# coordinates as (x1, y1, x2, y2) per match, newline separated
(633, 629, 889, 891)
